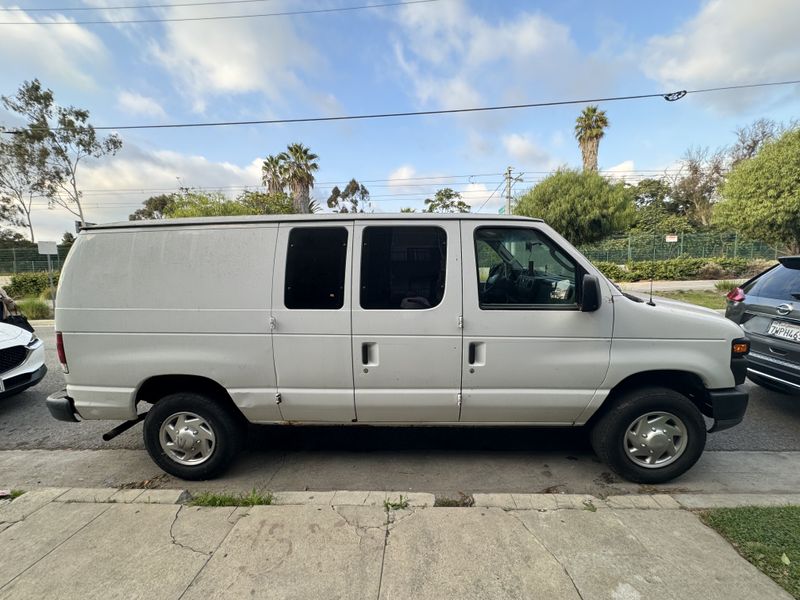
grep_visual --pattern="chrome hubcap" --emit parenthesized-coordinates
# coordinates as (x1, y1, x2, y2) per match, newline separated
(624, 411, 687, 469)
(159, 412, 215, 466)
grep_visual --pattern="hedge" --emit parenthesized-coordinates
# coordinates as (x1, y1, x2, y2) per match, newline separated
(5, 272, 59, 299)
(594, 258, 775, 282)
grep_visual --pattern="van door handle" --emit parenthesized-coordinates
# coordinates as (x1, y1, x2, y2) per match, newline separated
(361, 342, 378, 366)
(468, 342, 486, 366)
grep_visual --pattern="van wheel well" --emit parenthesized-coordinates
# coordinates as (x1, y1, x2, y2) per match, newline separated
(136, 375, 243, 419)
(589, 370, 711, 425)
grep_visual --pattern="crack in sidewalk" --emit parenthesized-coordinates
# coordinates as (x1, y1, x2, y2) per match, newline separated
(508, 511, 585, 600)
(168, 506, 212, 557)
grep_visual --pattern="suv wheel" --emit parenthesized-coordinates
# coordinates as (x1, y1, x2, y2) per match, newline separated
(590, 387, 706, 484)
(143, 392, 243, 480)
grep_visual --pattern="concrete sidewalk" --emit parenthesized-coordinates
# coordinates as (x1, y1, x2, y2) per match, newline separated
(0, 488, 794, 600)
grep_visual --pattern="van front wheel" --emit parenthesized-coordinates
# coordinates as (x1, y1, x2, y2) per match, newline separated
(143, 392, 243, 480)
(590, 387, 706, 484)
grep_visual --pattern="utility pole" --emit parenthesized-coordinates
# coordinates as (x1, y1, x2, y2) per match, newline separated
(505, 166, 513, 215)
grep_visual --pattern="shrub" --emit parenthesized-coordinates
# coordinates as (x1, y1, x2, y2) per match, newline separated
(6, 272, 59, 299)
(595, 261, 630, 282)
(16, 297, 52, 319)
(594, 257, 770, 282)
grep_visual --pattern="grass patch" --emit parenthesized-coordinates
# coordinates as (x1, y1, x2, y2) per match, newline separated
(189, 489, 273, 507)
(434, 492, 474, 507)
(701, 506, 800, 598)
(383, 495, 409, 511)
(16, 297, 52, 319)
(655, 290, 727, 310)
(10, 489, 24, 500)
(714, 280, 742, 293)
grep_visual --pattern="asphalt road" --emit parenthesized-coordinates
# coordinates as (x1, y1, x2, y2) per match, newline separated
(1, 326, 798, 454)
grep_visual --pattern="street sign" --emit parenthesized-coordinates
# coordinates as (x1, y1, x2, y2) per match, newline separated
(498, 206, 505, 214)
(665, 234, 678, 243)
(37, 241, 58, 255)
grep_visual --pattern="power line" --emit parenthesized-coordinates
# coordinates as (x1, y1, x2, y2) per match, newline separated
(475, 180, 505, 213)
(4, 79, 797, 134)
(1, 0, 282, 12)
(0, 0, 440, 25)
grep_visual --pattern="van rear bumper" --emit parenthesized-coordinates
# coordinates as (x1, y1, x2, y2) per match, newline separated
(706, 386, 748, 432)
(46, 389, 80, 422)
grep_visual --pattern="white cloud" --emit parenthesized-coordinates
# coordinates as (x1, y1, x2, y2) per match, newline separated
(604, 160, 636, 183)
(0, 10, 107, 89)
(388, 165, 416, 186)
(391, 1, 620, 111)
(20, 144, 265, 241)
(502, 134, 554, 168)
(643, 0, 800, 112)
(150, 3, 321, 112)
(117, 91, 166, 119)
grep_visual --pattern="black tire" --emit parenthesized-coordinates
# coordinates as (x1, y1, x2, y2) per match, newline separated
(590, 387, 706, 484)
(143, 392, 244, 480)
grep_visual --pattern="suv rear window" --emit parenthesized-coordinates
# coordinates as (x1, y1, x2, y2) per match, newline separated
(744, 264, 800, 302)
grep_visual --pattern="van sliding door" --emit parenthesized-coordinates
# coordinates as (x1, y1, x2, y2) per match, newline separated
(271, 222, 356, 422)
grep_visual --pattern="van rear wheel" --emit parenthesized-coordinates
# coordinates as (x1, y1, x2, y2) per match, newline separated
(590, 387, 706, 484)
(143, 392, 243, 480)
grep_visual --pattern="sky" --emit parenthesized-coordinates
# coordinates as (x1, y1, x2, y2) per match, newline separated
(0, 0, 799, 241)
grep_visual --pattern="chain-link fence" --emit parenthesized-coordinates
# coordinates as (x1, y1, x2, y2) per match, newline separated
(0, 246, 71, 274)
(578, 232, 779, 264)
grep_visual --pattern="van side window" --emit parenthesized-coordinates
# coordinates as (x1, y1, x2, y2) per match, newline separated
(285, 227, 348, 309)
(360, 226, 446, 310)
(475, 227, 578, 309)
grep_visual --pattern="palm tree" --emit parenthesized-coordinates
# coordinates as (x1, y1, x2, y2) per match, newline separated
(574, 105, 609, 172)
(279, 143, 319, 213)
(261, 154, 285, 194)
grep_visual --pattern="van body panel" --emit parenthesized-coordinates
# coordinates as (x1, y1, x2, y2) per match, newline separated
(271, 222, 356, 422)
(351, 221, 462, 421)
(57, 225, 281, 421)
(458, 221, 613, 422)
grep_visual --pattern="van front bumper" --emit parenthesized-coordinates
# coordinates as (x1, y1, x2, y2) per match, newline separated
(46, 389, 80, 422)
(706, 386, 748, 432)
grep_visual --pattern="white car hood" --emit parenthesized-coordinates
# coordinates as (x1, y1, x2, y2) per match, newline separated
(0, 322, 29, 347)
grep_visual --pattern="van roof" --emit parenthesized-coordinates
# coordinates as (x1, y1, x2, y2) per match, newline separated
(83, 213, 544, 231)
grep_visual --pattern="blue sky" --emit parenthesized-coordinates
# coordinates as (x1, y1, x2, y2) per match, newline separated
(1, 0, 799, 239)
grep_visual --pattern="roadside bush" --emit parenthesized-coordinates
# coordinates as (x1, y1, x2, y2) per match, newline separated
(595, 257, 772, 282)
(5, 272, 59, 299)
(16, 297, 52, 319)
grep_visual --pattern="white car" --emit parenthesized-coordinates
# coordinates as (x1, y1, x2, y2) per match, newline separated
(0, 322, 46, 398)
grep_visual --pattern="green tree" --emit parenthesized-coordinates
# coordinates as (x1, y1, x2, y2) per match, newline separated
(715, 128, 800, 253)
(0, 135, 44, 241)
(515, 169, 634, 245)
(327, 179, 370, 213)
(399, 207, 416, 213)
(164, 191, 252, 218)
(631, 178, 693, 234)
(574, 105, 609, 172)
(238, 190, 294, 214)
(280, 143, 318, 213)
(61, 231, 76, 248)
(424, 188, 470, 213)
(0, 229, 36, 248)
(261, 154, 285, 194)
(129, 193, 177, 220)
(2, 79, 122, 226)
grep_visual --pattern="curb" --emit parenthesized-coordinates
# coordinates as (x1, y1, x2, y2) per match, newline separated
(5, 488, 800, 511)
(29, 319, 54, 327)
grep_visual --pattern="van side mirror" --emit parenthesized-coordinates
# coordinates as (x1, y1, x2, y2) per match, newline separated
(580, 274, 601, 312)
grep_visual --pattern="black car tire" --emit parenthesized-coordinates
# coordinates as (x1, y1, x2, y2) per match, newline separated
(590, 387, 707, 484)
(143, 392, 244, 480)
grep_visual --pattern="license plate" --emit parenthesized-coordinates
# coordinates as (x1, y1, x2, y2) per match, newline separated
(767, 320, 800, 343)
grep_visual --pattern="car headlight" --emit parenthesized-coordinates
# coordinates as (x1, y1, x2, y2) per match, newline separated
(26, 334, 39, 348)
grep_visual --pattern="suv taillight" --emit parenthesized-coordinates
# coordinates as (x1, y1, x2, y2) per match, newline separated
(726, 287, 745, 303)
(56, 331, 69, 374)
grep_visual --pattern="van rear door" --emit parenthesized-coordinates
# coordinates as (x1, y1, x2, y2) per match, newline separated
(271, 222, 356, 421)
(351, 220, 462, 422)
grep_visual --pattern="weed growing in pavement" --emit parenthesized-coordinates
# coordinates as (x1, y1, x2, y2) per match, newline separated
(190, 489, 274, 507)
(383, 495, 409, 511)
(434, 492, 475, 507)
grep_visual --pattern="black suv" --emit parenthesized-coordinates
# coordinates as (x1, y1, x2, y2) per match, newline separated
(725, 257, 800, 394)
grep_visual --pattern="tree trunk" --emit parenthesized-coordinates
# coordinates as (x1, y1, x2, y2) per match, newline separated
(27, 218, 35, 243)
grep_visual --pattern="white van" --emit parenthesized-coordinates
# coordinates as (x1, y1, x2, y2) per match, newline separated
(47, 214, 749, 483)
